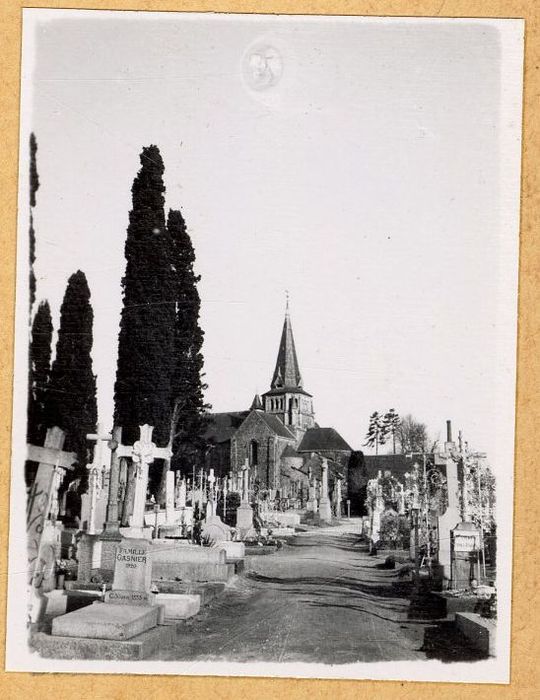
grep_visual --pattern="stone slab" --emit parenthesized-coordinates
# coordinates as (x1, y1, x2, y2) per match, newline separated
(152, 560, 233, 583)
(456, 612, 496, 657)
(151, 542, 226, 564)
(119, 526, 154, 540)
(33, 623, 177, 661)
(52, 601, 159, 641)
(155, 593, 201, 620)
(153, 580, 225, 606)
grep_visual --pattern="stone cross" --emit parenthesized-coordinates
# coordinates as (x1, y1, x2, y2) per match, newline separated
(26, 427, 76, 619)
(223, 476, 228, 519)
(118, 425, 173, 529)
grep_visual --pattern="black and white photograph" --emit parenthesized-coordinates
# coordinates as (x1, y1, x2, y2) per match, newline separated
(7, 9, 523, 682)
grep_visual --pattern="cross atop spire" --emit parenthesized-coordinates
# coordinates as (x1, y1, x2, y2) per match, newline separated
(270, 305, 303, 389)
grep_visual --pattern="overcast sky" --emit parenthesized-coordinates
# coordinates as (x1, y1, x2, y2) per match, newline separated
(19, 10, 523, 472)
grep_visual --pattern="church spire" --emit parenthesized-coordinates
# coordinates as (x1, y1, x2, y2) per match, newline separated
(271, 297, 303, 389)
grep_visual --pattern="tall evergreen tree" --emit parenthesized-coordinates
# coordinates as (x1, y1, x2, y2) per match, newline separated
(167, 208, 209, 474)
(383, 408, 401, 455)
(114, 145, 176, 448)
(46, 271, 97, 487)
(29, 133, 39, 313)
(363, 411, 388, 455)
(27, 300, 53, 445)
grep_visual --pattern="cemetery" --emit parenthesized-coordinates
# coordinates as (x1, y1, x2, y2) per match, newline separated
(23, 140, 498, 664)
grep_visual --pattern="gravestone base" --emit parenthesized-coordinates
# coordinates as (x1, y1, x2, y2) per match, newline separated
(318, 498, 332, 523)
(33, 623, 178, 660)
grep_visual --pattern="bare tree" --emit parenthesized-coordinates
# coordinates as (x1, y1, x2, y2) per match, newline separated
(397, 414, 428, 454)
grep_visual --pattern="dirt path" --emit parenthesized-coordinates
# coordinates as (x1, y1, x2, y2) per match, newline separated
(155, 526, 433, 664)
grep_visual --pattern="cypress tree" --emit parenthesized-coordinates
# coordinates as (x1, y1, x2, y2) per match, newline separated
(167, 209, 209, 475)
(46, 270, 97, 487)
(26, 301, 53, 485)
(27, 300, 53, 445)
(29, 133, 39, 313)
(114, 145, 176, 448)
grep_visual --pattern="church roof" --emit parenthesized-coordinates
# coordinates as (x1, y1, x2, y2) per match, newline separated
(270, 308, 303, 390)
(255, 411, 297, 440)
(297, 427, 352, 453)
(204, 411, 249, 444)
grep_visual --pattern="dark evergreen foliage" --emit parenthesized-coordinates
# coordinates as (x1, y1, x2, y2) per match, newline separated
(29, 133, 40, 207)
(113, 145, 176, 447)
(46, 271, 97, 487)
(167, 208, 210, 473)
(27, 300, 53, 446)
(29, 134, 39, 312)
(346, 450, 368, 516)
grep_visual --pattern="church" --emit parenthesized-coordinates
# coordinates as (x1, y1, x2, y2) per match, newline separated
(205, 305, 352, 502)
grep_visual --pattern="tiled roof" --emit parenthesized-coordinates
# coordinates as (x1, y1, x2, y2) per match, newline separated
(204, 411, 249, 444)
(297, 427, 352, 453)
(255, 411, 296, 440)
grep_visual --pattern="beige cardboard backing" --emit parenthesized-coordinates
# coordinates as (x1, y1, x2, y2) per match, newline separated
(0, 1, 537, 697)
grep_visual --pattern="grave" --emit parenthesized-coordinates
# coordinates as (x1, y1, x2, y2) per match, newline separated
(34, 537, 179, 660)
(151, 541, 234, 583)
(271, 512, 300, 528)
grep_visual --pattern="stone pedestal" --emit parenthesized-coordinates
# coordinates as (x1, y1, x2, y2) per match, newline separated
(52, 601, 159, 641)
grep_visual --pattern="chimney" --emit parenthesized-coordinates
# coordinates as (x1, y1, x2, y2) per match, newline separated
(446, 420, 452, 443)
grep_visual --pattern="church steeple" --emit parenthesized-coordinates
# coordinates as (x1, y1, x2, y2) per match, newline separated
(263, 297, 315, 441)
(270, 300, 303, 389)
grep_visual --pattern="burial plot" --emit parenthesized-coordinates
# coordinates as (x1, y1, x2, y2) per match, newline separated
(35, 537, 179, 660)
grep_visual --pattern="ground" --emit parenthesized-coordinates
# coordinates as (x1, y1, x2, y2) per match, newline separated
(154, 520, 484, 664)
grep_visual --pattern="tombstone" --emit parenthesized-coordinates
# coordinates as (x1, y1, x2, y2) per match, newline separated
(51, 537, 162, 644)
(451, 522, 481, 589)
(306, 480, 318, 513)
(205, 468, 216, 519)
(318, 458, 332, 523)
(26, 427, 76, 623)
(397, 483, 406, 516)
(235, 460, 257, 539)
(104, 538, 154, 605)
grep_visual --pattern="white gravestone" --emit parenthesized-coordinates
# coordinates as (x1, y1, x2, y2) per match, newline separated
(165, 471, 175, 524)
(318, 458, 332, 523)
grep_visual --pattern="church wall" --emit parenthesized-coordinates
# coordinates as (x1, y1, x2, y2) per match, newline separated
(230, 412, 295, 490)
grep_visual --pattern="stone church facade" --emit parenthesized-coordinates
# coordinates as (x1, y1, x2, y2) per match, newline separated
(205, 306, 352, 501)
